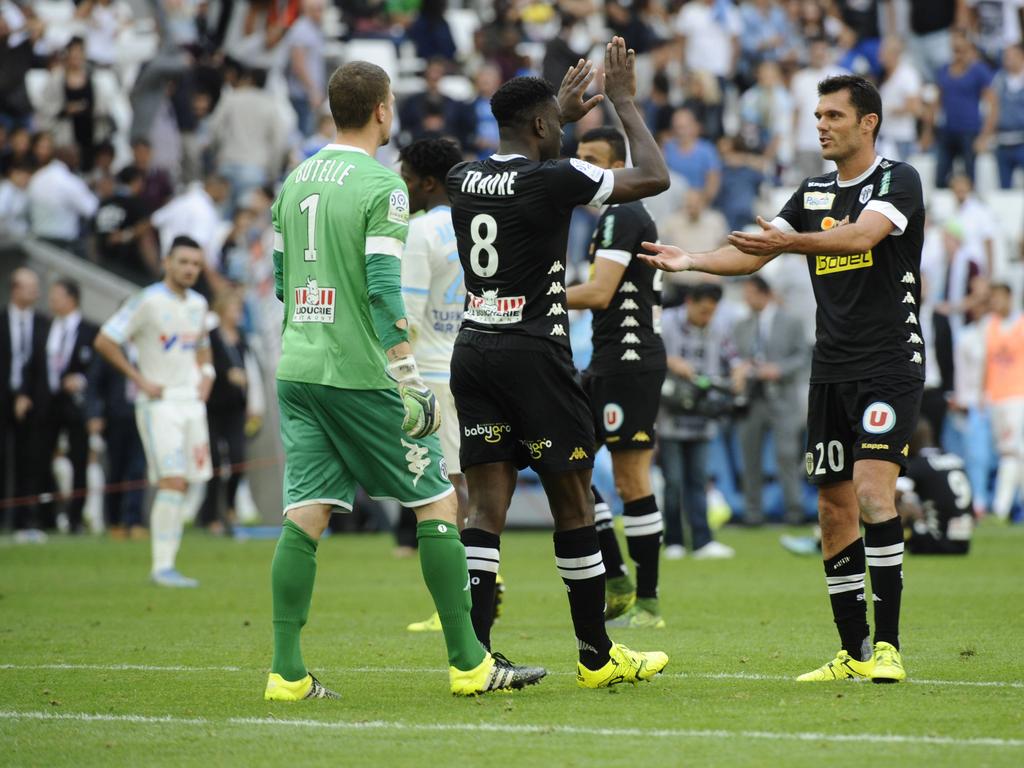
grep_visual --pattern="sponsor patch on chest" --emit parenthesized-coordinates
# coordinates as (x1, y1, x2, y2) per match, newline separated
(293, 278, 336, 323)
(803, 191, 835, 210)
(815, 251, 873, 275)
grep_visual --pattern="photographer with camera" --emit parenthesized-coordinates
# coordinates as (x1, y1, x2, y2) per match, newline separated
(658, 283, 739, 560)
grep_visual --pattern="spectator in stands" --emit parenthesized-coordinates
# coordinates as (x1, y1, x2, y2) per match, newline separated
(835, 20, 882, 80)
(93, 166, 161, 282)
(642, 70, 675, 142)
(398, 57, 475, 147)
(76, 0, 132, 69)
(663, 107, 721, 202)
(0, 158, 31, 236)
(733, 275, 810, 525)
(738, 60, 793, 170)
(210, 67, 288, 212)
(301, 112, 334, 158)
(222, 0, 293, 72)
(87, 140, 116, 191)
(790, 37, 848, 181)
(987, 42, 1024, 188)
(407, 0, 457, 61)
(878, 36, 923, 162)
(0, 126, 32, 174)
(675, 0, 742, 86)
(199, 290, 251, 535)
(152, 172, 230, 273)
(31, 131, 55, 169)
(906, 0, 964, 78)
(86, 334, 147, 540)
(476, 0, 528, 82)
(27, 144, 99, 257)
(1, 267, 50, 540)
(715, 134, 767, 231)
(966, 0, 1024, 67)
(0, 1, 44, 130)
(660, 189, 728, 269)
(658, 283, 737, 560)
(605, 0, 665, 57)
(470, 63, 502, 158)
(285, 0, 327, 138)
(39, 278, 98, 534)
(984, 282, 1024, 521)
(132, 138, 174, 215)
(680, 68, 725, 141)
(929, 218, 984, 339)
(738, 0, 797, 87)
(932, 30, 996, 187)
(949, 173, 999, 275)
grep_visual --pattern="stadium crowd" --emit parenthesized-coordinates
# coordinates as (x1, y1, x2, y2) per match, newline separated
(1, 0, 1022, 544)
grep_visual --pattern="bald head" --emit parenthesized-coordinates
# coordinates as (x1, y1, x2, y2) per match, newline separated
(10, 267, 40, 309)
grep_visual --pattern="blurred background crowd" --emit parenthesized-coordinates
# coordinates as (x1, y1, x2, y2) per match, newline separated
(1, 0, 1022, 544)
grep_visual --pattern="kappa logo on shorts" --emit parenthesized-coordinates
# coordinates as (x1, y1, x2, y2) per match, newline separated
(520, 438, 552, 459)
(464, 423, 511, 443)
(401, 439, 430, 486)
(568, 447, 589, 461)
(631, 431, 651, 443)
(603, 403, 624, 433)
(293, 277, 336, 323)
(863, 402, 896, 435)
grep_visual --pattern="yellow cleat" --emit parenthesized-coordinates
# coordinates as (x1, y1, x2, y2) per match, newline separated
(604, 575, 637, 621)
(870, 641, 906, 683)
(407, 611, 442, 632)
(796, 650, 873, 682)
(576, 642, 668, 688)
(264, 672, 339, 701)
(450, 651, 547, 696)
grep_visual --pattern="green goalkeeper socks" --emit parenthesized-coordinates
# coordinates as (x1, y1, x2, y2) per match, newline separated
(271, 519, 318, 682)
(417, 519, 487, 671)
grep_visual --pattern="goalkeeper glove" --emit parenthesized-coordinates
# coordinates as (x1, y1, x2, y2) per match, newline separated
(387, 356, 441, 439)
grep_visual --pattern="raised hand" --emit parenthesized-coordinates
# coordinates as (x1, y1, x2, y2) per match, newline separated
(603, 36, 637, 106)
(557, 58, 604, 125)
(638, 241, 695, 273)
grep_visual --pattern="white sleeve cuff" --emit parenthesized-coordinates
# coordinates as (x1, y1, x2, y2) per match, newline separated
(863, 200, 907, 236)
(595, 248, 632, 266)
(587, 169, 616, 209)
(365, 236, 405, 258)
(273, 231, 284, 252)
(770, 216, 797, 234)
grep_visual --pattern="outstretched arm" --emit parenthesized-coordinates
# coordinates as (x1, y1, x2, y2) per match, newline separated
(727, 211, 895, 258)
(638, 242, 775, 276)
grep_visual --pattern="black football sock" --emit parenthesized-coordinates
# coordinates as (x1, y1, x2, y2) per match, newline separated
(623, 495, 663, 601)
(865, 517, 904, 650)
(592, 486, 628, 579)
(554, 526, 613, 670)
(460, 528, 500, 651)
(824, 538, 871, 661)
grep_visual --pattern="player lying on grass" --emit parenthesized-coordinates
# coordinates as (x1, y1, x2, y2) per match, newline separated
(265, 61, 546, 700)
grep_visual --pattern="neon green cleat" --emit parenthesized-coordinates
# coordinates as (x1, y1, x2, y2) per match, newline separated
(493, 573, 506, 622)
(264, 673, 339, 701)
(796, 650, 873, 682)
(576, 642, 668, 688)
(606, 600, 665, 629)
(870, 641, 906, 683)
(450, 651, 547, 696)
(604, 575, 636, 621)
(407, 611, 442, 632)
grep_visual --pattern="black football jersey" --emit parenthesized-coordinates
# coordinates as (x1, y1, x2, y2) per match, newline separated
(447, 154, 614, 349)
(904, 450, 974, 553)
(774, 157, 925, 383)
(586, 201, 666, 375)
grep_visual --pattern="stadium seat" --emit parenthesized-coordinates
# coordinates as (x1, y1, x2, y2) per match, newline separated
(445, 8, 480, 62)
(439, 74, 474, 102)
(344, 39, 399, 82)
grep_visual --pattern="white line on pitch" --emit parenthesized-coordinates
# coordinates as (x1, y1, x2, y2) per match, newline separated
(2, 663, 1022, 690)
(1, 710, 1022, 749)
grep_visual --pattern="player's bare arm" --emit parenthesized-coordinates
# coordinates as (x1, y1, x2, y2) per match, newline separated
(94, 331, 163, 398)
(196, 336, 214, 403)
(638, 241, 774, 276)
(603, 37, 670, 202)
(728, 210, 896, 258)
(566, 257, 627, 310)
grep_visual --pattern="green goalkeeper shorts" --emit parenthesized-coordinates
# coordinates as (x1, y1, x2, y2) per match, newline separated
(277, 379, 453, 513)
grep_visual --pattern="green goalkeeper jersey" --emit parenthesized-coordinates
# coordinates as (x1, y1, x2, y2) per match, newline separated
(273, 144, 410, 390)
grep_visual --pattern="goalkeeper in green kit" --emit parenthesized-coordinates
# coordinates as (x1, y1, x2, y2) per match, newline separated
(265, 62, 546, 700)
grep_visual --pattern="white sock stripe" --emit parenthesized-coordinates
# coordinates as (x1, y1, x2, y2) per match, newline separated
(554, 553, 603, 569)
(594, 508, 613, 524)
(594, 502, 611, 514)
(867, 554, 904, 567)
(827, 581, 865, 595)
(463, 547, 500, 562)
(558, 563, 606, 580)
(465, 559, 500, 573)
(825, 573, 866, 585)
(625, 521, 664, 537)
(864, 544, 904, 556)
(623, 512, 663, 527)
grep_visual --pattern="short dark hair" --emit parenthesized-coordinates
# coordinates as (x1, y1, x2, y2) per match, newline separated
(53, 277, 80, 304)
(689, 283, 723, 303)
(579, 127, 626, 163)
(170, 235, 202, 253)
(399, 138, 464, 184)
(490, 76, 557, 129)
(817, 74, 883, 141)
(116, 165, 143, 185)
(328, 62, 391, 130)
(745, 275, 771, 295)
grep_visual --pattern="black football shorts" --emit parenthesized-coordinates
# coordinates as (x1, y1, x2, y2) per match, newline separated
(805, 374, 923, 485)
(451, 332, 595, 473)
(582, 368, 666, 452)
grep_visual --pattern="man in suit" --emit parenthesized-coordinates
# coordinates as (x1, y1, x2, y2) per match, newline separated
(38, 278, 99, 533)
(1, 267, 51, 537)
(733, 276, 811, 525)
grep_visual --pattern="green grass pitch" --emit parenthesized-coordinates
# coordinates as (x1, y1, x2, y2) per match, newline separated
(2, 524, 1022, 767)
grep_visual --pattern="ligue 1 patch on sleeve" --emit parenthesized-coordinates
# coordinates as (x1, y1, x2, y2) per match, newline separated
(388, 189, 409, 225)
(570, 158, 604, 182)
